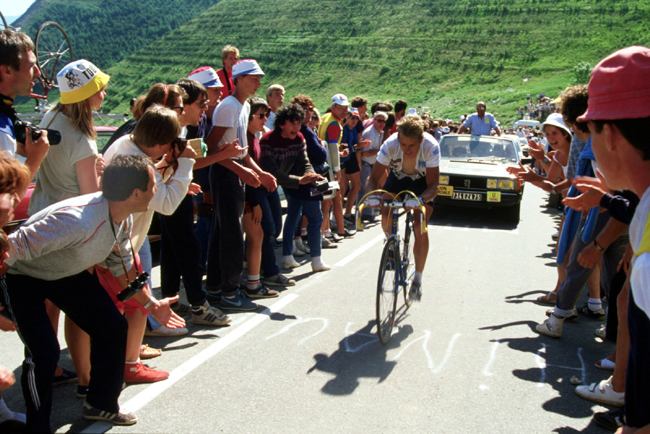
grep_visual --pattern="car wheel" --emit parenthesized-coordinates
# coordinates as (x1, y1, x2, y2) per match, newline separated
(505, 203, 521, 223)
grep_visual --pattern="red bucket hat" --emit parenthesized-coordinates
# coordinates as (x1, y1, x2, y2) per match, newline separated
(577, 46, 650, 122)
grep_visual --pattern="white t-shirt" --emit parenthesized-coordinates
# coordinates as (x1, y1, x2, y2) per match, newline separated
(28, 109, 98, 215)
(211, 95, 249, 159)
(103, 135, 194, 252)
(360, 124, 383, 165)
(376, 132, 440, 180)
(631, 186, 650, 320)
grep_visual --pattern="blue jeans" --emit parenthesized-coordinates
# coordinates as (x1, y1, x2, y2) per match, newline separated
(283, 196, 323, 258)
(257, 188, 282, 277)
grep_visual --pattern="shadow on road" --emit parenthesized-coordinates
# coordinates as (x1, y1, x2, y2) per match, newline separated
(429, 203, 520, 230)
(307, 320, 413, 395)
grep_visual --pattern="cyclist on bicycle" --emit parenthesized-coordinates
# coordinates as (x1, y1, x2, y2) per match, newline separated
(366, 115, 440, 300)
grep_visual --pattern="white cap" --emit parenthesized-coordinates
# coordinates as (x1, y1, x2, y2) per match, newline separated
(188, 66, 223, 88)
(232, 59, 265, 80)
(331, 93, 349, 106)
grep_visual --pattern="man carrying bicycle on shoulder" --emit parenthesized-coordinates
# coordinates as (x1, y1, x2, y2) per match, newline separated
(366, 115, 440, 300)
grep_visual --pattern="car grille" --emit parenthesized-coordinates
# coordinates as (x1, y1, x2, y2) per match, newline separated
(447, 175, 486, 190)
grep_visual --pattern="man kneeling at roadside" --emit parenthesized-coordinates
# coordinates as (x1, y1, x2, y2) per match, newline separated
(2, 155, 182, 432)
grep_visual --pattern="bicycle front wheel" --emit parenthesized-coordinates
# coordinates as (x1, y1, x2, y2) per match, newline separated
(402, 211, 416, 307)
(376, 237, 399, 344)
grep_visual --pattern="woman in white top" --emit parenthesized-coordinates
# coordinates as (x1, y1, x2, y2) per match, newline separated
(27, 60, 110, 397)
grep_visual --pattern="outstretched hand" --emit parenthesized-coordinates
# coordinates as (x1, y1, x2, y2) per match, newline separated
(563, 170, 611, 212)
(149, 295, 186, 329)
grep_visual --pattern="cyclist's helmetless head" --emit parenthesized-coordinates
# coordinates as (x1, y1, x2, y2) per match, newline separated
(397, 115, 425, 156)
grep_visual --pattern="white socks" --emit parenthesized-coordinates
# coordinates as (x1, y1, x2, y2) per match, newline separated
(413, 271, 423, 285)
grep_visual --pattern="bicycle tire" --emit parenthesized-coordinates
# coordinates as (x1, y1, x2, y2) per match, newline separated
(402, 211, 416, 307)
(0, 12, 8, 30)
(35, 21, 74, 93)
(376, 237, 399, 344)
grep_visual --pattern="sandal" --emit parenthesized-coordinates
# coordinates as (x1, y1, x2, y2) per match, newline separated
(595, 358, 615, 371)
(140, 344, 162, 360)
(536, 292, 557, 305)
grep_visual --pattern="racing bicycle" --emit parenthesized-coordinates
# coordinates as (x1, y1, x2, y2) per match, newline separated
(357, 189, 427, 344)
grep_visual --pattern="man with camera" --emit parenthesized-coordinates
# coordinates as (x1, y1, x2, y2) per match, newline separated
(0, 29, 49, 184)
(2, 155, 184, 432)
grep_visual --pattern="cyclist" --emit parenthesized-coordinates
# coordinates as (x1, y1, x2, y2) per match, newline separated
(365, 115, 440, 300)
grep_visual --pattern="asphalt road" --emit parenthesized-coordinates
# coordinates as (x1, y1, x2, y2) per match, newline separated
(0, 186, 617, 433)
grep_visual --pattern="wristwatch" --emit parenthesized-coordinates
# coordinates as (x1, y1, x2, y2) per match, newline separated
(593, 240, 604, 252)
(143, 297, 156, 310)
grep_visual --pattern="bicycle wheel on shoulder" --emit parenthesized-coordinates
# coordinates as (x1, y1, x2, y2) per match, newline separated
(35, 21, 74, 92)
(376, 237, 399, 344)
(402, 211, 416, 307)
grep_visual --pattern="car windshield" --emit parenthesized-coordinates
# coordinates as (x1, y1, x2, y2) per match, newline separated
(439, 135, 519, 164)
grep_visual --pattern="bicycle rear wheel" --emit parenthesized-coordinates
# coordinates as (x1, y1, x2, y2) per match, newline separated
(376, 237, 399, 344)
(35, 21, 74, 92)
(402, 211, 416, 307)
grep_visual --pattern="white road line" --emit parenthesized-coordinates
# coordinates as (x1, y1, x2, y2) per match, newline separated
(334, 233, 384, 267)
(82, 233, 388, 433)
(482, 339, 500, 377)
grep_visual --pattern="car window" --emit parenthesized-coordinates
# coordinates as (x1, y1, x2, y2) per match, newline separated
(439, 136, 519, 163)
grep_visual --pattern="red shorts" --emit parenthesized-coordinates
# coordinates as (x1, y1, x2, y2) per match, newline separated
(95, 253, 149, 316)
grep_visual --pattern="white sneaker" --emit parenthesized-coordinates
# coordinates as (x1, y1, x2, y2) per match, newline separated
(192, 302, 231, 326)
(296, 239, 310, 254)
(535, 314, 563, 338)
(311, 261, 331, 272)
(575, 377, 624, 407)
(282, 258, 301, 269)
(293, 240, 305, 257)
(144, 324, 189, 337)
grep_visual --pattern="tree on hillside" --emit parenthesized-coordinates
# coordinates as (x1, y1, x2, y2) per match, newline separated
(571, 61, 592, 85)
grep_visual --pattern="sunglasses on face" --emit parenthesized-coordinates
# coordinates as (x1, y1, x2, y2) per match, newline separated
(171, 106, 185, 114)
(375, 119, 386, 123)
(252, 112, 269, 119)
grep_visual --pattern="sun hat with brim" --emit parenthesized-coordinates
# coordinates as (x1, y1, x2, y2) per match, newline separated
(188, 66, 223, 88)
(231, 59, 265, 80)
(57, 59, 109, 105)
(542, 113, 572, 139)
(577, 46, 650, 122)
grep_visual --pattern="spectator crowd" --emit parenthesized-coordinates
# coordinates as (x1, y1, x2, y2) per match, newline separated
(1, 27, 649, 434)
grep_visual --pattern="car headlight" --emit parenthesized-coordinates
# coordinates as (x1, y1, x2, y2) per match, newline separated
(439, 176, 449, 185)
(499, 179, 515, 189)
(487, 179, 497, 188)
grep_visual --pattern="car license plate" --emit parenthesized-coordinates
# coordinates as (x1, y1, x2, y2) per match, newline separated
(452, 192, 482, 201)
(438, 185, 453, 196)
(487, 191, 501, 202)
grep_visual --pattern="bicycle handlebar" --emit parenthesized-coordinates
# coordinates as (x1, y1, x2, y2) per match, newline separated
(356, 189, 428, 234)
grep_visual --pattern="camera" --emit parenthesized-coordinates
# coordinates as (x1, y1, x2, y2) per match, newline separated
(172, 137, 187, 154)
(116, 272, 150, 302)
(14, 120, 61, 145)
(311, 180, 340, 198)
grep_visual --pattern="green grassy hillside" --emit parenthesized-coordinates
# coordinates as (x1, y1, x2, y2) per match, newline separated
(13, 0, 221, 70)
(102, 0, 649, 122)
(12, 0, 650, 124)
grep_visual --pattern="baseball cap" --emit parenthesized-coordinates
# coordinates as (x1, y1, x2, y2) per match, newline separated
(188, 66, 223, 88)
(231, 59, 265, 80)
(577, 46, 650, 122)
(542, 113, 572, 139)
(57, 60, 110, 104)
(407, 108, 417, 116)
(331, 94, 349, 106)
(349, 107, 360, 117)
